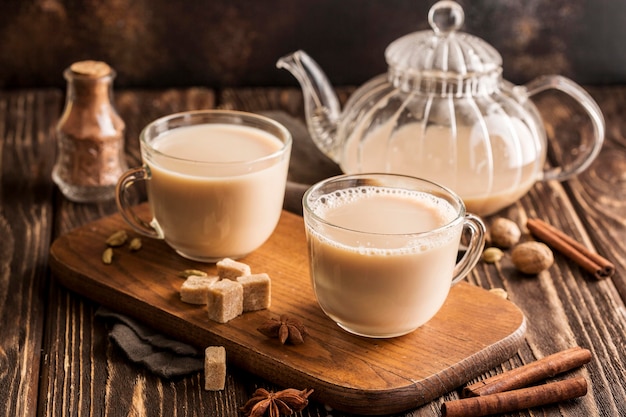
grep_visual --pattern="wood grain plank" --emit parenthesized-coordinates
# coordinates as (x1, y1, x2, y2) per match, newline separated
(532, 87, 626, 415)
(0, 89, 60, 417)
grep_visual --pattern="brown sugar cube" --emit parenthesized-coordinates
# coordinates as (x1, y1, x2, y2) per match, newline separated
(180, 275, 219, 304)
(204, 346, 226, 391)
(206, 279, 243, 323)
(237, 273, 271, 312)
(216, 258, 251, 280)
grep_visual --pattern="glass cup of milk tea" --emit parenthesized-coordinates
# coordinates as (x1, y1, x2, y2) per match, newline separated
(115, 109, 292, 262)
(303, 173, 486, 338)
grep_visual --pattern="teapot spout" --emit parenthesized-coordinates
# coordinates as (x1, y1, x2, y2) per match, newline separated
(277, 50, 341, 162)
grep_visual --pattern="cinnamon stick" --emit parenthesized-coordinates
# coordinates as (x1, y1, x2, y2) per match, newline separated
(442, 377, 587, 417)
(463, 346, 591, 397)
(526, 218, 615, 279)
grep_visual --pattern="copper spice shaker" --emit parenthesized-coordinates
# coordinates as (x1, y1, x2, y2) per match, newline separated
(52, 60, 127, 202)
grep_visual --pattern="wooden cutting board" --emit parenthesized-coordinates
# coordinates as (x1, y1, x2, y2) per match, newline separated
(49, 204, 526, 415)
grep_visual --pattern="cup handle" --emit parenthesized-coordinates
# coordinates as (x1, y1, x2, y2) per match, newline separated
(451, 213, 486, 286)
(523, 75, 606, 181)
(115, 166, 162, 239)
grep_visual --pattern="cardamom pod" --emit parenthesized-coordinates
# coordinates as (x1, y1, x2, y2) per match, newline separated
(178, 269, 208, 278)
(102, 247, 114, 264)
(128, 237, 142, 251)
(482, 247, 504, 263)
(106, 230, 128, 247)
(489, 288, 508, 299)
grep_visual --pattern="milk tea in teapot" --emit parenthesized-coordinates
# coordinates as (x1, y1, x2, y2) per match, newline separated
(341, 116, 540, 215)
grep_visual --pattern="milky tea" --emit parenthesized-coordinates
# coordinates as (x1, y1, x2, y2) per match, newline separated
(303, 175, 485, 338)
(116, 111, 291, 262)
(341, 121, 539, 216)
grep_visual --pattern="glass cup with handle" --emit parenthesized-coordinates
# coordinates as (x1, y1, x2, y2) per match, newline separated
(116, 109, 292, 262)
(303, 173, 486, 338)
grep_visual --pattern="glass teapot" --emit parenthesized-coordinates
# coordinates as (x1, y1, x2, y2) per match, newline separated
(277, 0, 605, 216)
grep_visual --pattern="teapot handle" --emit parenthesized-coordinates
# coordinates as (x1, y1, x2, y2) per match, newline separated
(523, 75, 605, 181)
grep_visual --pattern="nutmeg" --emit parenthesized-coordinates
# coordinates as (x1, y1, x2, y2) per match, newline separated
(511, 241, 554, 274)
(490, 218, 521, 248)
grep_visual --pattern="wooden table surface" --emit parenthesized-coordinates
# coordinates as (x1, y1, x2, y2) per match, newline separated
(1, 85, 625, 416)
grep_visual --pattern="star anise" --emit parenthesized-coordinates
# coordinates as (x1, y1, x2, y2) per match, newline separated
(240, 387, 314, 417)
(257, 315, 308, 345)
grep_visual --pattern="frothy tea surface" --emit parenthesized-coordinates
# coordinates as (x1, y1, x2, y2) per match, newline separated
(305, 186, 463, 337)
(310, 186, 458, 248)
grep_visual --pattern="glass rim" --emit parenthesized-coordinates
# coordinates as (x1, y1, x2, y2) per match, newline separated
(139, 109, 292, 166)
(302, 173, 467, 238)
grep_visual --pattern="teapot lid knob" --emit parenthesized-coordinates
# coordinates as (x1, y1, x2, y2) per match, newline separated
(384, 0, 502, 94)
(428, 0, 464, 35)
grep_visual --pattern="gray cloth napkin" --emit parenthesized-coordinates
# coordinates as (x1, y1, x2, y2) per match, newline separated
(96, 307, 204, 378)
(95, 112, 341, 378)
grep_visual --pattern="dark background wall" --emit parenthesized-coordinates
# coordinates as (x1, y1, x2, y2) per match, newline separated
(0, 0, 624, 89)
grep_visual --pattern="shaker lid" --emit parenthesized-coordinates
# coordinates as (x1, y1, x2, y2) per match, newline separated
(69, 60, 114, 78)
(385, 1, 502, 93)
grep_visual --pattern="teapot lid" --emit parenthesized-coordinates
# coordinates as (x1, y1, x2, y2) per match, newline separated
(385, 0, 502, 94)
